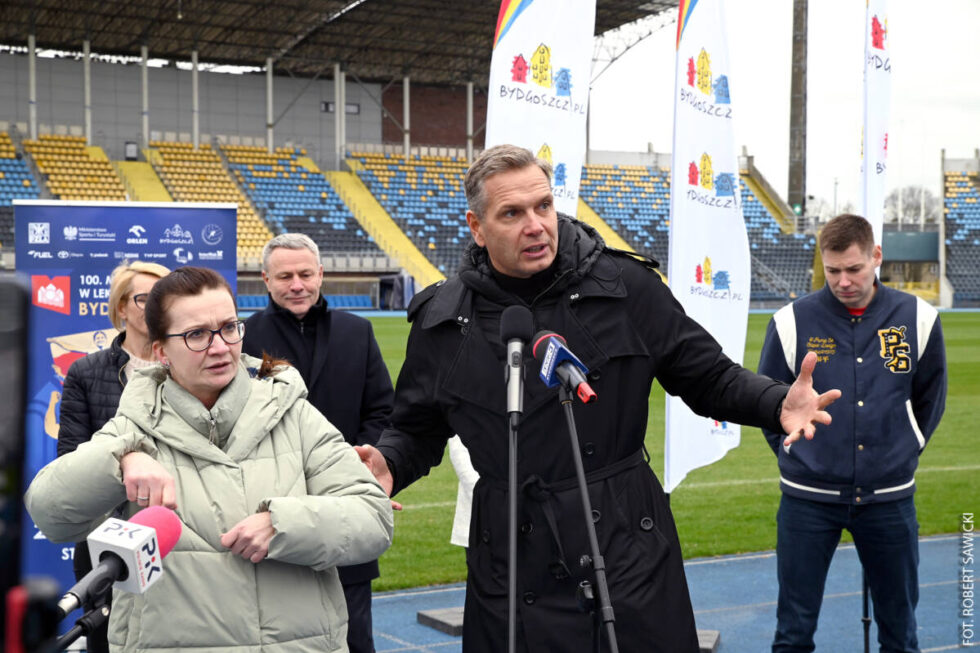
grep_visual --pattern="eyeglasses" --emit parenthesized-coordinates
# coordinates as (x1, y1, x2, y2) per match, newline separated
(165, 321, 245, 352)
(132, 293, 149, 309)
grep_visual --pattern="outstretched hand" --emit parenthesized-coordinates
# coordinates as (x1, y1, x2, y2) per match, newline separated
(779, 351, 841, 448)
(354, 444, 402, 511)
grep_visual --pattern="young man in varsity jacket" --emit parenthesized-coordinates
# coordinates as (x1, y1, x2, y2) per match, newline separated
(759, 213, 947, 653)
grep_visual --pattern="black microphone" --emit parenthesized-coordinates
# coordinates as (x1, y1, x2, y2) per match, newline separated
(531, 331, 597, 404)
(56, 507, 182, 619)
(500, 306, 533, 415)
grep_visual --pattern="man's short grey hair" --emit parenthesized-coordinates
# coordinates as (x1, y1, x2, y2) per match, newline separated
(464, 144, 553, 218)
(262, 233, 321, 271)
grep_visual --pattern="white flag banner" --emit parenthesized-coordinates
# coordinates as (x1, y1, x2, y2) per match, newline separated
(664, 0, 750, 493)
(860, 0, 891, 246)
(485, 0, 596, 216)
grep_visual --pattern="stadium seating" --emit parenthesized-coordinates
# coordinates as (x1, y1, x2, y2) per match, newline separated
(0, 132, 41, 248)
(149, 140, 272, 262)
(224, 144, 382, 256)
(740, 178, 815, 300)
(24, 134, 126, 201)
(579, 163, 671, 265)
(943, 170, 980, 305)
(580, 163, 814, 301)
(351, 151, 471, 275)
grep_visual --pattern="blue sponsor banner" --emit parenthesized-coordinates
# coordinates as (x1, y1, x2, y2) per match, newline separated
(14, 201, 236, 626)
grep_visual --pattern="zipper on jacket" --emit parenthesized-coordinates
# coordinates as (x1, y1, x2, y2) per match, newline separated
(207, 415, 218, 446)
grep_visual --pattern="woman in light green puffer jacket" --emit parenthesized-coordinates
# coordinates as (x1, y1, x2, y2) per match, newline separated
(26, 266, 394, 653)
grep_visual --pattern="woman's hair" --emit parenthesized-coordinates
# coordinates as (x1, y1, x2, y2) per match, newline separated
(257, 354, 293, 379)
(144, 266, 234, 343)
(107, 260, 171, 331)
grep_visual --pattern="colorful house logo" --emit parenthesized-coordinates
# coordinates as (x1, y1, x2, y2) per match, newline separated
(509, 42, 574, 95)
(553, 162, 567, 187)
(687, 48, 731, 104)
(694, 256, 732, 292)
(689, 153, 737, 199)
(511, 54, 528, 83)
(871, 15, 887, 50)
(537, 143, 553, 166)
(531, 43, 552, 88)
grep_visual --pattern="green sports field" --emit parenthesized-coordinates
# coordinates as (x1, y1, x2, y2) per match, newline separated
(367, 311, 980, 591)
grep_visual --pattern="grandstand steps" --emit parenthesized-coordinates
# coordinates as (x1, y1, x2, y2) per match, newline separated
(213, 144, 267, 240)
(14, 131, 52, 200)
(576, 198, 637, 254)
(296, 157, 321, 173)
(741, 163, 796, 233)
(113, 161, 173, 202)
(751, 253, 796, 298)
(85, 146, 109, 162)
(326, 170, 444, 289)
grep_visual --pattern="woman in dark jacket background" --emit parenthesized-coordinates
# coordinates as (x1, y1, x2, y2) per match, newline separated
(56, 258, 169, 653)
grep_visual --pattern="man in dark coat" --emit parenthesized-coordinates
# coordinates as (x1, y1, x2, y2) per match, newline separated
(357, 145, 841, 652)
(242, 233, 394, 653)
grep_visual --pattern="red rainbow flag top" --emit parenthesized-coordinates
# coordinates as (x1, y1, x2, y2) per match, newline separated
(676, 0, 699, 49)
(494, 0, 534, 49)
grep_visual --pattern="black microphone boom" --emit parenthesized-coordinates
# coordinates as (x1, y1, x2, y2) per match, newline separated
(56, 555, 125, 618)
(499, 304, 533, 653)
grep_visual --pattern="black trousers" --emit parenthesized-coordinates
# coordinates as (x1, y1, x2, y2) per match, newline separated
(343, 580, 375, 653)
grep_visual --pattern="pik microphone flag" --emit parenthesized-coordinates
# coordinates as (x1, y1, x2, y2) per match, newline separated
(664, 0, 750, 493)
(860, 0, 891, 246)
(486, 0, 596, 216)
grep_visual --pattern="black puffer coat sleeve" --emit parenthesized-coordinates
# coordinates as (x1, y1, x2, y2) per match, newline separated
(57, 362, 96, 457)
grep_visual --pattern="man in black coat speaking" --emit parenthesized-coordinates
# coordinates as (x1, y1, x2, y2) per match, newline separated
(242, 232, 394, 653)
(357, 144, 840, 652)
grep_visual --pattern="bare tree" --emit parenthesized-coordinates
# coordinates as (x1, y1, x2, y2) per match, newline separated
(885, 186, 941, 224)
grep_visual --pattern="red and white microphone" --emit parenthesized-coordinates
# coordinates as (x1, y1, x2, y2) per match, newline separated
(56, 506, 182, 618)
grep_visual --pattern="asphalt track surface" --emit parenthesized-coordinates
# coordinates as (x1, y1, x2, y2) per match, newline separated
(372, 535, 972, 652)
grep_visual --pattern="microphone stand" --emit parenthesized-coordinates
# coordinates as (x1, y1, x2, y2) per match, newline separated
(557, 384, 619, 653)
(49, 602, 110, 653)
(508, 410, 520, 653)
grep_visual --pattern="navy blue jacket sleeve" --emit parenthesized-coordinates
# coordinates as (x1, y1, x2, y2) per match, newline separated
(912, 316, 947, 446)
(757, 316, 795, 454)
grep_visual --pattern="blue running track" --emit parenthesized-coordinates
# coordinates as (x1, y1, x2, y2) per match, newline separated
(372, 535, 969, 652)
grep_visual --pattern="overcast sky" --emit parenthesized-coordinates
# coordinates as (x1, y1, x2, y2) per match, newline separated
(588, 0, 980, 215)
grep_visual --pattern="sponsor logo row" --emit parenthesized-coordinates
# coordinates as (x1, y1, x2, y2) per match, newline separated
(28, 222, 225, 247)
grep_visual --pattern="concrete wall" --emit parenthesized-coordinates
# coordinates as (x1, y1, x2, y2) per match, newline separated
(382, 82, 487, 149)
(0, 51, 383, 167)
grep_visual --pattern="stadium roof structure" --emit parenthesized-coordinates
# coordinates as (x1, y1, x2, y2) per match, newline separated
(3, 0, 677, 86)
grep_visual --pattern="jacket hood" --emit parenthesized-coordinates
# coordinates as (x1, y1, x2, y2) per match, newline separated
(457, 214, 605, 305)
(115, 354, 309, 464)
